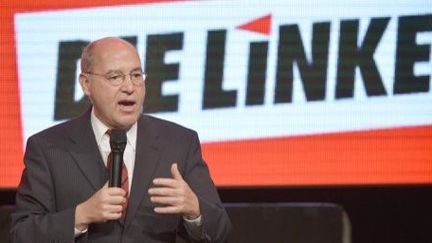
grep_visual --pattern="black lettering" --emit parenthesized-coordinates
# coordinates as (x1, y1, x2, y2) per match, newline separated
(246, 41, 268, 106)
(144, 33, 182, 113)
(54, 40, 90, 120)
(122, 36, 138, 47)
(336, 18, 390, 98)
(275, 22, 330, 103)
(203, 30, 237, 109)
(394, 14, 432, 94)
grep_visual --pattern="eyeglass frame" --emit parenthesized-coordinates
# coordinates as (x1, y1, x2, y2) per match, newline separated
(82, 70, 146, 86)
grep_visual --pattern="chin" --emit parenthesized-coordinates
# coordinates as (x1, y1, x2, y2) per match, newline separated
(116, 115, 139, 129)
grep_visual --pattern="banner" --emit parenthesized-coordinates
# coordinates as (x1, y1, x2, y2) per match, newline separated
(1, 0, 431, 187)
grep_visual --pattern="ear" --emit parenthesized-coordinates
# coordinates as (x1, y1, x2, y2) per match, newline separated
(79, 73, 91, 96)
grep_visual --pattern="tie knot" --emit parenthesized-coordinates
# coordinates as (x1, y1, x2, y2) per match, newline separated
(106, 129, 112, 136)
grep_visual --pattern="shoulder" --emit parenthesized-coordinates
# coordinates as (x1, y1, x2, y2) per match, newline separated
(140, 114, 198, 138)
(26, 112, 87, 146)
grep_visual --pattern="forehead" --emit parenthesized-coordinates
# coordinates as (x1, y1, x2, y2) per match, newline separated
(91, 40, 141, 72)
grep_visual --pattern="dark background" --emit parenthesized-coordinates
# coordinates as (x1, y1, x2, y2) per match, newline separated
(1, 185, 431, 243)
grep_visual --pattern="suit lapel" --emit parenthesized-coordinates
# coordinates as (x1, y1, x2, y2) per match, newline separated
(68, 109, 107, 191)
(125, 115, 160, 228)
(67, 112, 161, 228)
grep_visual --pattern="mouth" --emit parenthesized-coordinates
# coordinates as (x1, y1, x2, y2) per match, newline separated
(118, 100, 137, 111)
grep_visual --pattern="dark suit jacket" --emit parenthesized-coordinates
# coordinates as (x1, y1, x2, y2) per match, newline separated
(10, 109, 231, 243)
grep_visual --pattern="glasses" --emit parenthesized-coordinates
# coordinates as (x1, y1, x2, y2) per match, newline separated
(84, 71, 146, 86)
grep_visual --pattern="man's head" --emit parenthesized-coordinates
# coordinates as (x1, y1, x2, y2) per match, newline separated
(79, 37, 145, 129)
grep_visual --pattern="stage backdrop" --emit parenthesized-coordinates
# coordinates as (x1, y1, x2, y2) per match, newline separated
(0, 0, 431, 188)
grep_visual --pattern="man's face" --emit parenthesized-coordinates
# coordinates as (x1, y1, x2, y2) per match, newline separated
(80, 39, 145, 129)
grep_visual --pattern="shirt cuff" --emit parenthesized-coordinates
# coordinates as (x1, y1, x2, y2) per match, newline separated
(74, 227, 88, 237)
(183, 215, 204, 240)
(183, 215, 202, 226)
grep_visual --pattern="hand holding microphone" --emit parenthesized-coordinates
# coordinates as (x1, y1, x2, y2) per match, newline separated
(75, 129, 128, 228)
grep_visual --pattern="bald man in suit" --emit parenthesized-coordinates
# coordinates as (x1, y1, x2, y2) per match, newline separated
(11, 37, 231, 243)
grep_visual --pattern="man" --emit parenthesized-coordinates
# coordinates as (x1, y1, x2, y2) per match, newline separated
(10, 37, 231, 243)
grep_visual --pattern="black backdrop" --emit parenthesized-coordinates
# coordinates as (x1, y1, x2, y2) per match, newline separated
(1, 185, 432, 243)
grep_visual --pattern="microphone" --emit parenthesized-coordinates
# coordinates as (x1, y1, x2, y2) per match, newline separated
(109, 129, 127, 187)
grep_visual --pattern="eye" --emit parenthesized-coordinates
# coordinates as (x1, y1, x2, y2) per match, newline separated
(108, 75, 123, 82)
(131, 72, 143, 79)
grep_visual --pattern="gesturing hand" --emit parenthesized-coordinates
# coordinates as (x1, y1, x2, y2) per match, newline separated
(148, 163, 200, 219)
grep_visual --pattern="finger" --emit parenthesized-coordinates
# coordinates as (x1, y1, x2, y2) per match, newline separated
(171, 163, 183, 181)
(152, 178, 177, 188)
(102, 204, 124, 213)
(150, 196, 179, 205)
(148, 187, 177, 197)
(105, 211, 122, 220)
(107, 187, 127, 197)
(105, 195, 127, 205)
(154, 206, 180, 214)
(98, 205, 123, 221)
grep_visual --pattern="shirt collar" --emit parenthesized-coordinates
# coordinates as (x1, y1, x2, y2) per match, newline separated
(90, 107, 137, 150)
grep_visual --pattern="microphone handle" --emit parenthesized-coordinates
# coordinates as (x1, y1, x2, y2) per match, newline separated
(109, 152, 123, 187)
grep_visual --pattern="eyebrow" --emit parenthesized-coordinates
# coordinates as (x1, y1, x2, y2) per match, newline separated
(105, 67, 142, 74)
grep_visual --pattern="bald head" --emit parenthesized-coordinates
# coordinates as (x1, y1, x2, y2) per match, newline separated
(80, 37, 138, 73)
(78, 36, 145, 129)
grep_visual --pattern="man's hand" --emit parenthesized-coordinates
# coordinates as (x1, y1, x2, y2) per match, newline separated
(75, 182, 127, 231)
(148, 163, 200, 219)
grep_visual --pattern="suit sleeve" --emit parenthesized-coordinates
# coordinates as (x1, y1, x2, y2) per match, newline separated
(10, 136, 77, 243)
(181, 131, 232, 243)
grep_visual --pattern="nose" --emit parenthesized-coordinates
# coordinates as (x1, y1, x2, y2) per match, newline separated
(120, 75, 135, 93)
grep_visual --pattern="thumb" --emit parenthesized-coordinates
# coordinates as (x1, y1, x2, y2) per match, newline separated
(171, 163, 183, 180)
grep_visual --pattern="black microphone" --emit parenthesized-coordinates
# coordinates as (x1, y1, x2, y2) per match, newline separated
(109, 129, 127, 187)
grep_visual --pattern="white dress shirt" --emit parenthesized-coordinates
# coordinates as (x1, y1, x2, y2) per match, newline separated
(90, 109, 137, 193)
(74, 109, 202, 237)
